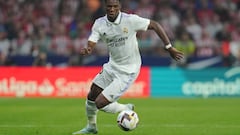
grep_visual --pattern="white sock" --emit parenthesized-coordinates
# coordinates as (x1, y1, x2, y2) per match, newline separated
(86, 100, 98, 128)
(100, 102, 129, 114)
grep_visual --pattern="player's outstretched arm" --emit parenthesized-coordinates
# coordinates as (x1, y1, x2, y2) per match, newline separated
(147, 20, 184, 61)
(80, 41, 96, 55)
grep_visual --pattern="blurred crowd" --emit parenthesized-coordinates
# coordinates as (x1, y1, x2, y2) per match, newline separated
(0, 0, 240, 67)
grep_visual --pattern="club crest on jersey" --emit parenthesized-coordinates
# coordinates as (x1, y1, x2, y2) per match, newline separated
(123, 27, 128, 34)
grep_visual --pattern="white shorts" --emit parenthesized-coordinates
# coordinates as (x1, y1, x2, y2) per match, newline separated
(93, 64, 139, 102)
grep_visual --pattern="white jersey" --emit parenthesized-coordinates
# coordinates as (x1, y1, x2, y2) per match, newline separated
(88, 12, 150, 74)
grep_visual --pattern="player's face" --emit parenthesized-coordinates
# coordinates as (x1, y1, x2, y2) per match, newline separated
(105, 0, 121, 22)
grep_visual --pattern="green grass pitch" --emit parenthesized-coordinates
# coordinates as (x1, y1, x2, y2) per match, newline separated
(0, 98, 240, 135)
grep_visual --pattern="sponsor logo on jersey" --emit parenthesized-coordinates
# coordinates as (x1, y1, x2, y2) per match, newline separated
(106, 37, 128, 47)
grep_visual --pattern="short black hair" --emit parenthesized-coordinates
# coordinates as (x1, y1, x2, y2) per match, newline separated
(104, 0, 121, 3)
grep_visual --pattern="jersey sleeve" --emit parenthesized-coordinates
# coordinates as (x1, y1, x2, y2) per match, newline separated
(130, 14, 150, 31)
(88, 20, 100, 43)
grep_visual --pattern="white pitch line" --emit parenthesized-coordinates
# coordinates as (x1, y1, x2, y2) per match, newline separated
(0, 124, 240, 128)
(0, 125, 72, 128)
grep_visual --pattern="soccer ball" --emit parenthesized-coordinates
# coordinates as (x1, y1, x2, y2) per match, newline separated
(117, 110, 139, 131)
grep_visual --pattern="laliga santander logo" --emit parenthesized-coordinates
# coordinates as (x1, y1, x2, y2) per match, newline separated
(37, 79, 55, 96)
(182, 67, 240, 97)
(0, 77, 92, 97)
(0, 77, 147, 97)
(0, 78, 55, 97)
(0, 67, 149, 97)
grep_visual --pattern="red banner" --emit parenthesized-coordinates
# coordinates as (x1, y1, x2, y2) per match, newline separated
(0, 67, 149, 98)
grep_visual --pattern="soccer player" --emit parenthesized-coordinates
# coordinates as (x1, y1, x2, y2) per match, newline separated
(73, 0, 184, 134)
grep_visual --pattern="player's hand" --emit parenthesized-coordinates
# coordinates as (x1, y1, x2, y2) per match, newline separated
(80, 47, 92, 55)
(167, 47, 184, 61)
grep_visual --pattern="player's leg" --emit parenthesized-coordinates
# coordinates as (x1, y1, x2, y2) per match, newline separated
(72, 83, 102, 135)
(96, 93, 134, 113)
(96, 72, 138, 113)
(86, 84, 103, 128)
(73, 65, 112, 135)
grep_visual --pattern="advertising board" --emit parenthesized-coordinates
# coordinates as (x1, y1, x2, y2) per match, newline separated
(0, 67, 150, 98)
(151, 67, 240, 97)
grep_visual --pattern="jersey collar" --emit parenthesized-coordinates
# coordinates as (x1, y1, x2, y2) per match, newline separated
(106, 11, 122, 25)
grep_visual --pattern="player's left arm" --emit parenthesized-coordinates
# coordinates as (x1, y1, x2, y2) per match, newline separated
(148, 20, 184, 61)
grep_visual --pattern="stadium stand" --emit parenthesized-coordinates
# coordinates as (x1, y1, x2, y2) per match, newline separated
(0, 0, 240, 67)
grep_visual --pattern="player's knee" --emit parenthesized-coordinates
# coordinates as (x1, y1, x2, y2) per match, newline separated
(87, 84, 103, 101)
(87, 93, 96, 101)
